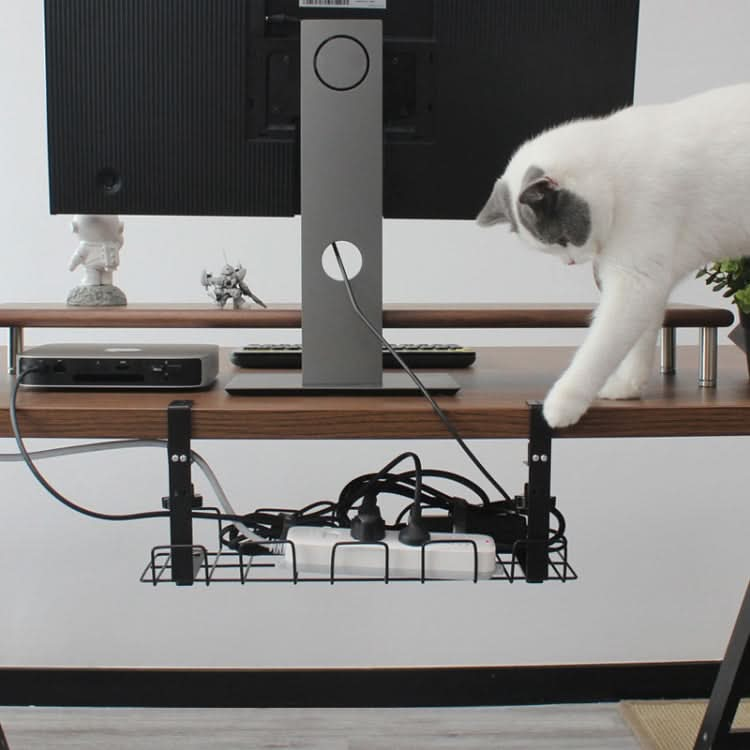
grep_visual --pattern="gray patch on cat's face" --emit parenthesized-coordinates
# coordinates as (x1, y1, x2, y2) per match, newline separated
(476, 180, 518, 233)
(517, 166, 591, 248)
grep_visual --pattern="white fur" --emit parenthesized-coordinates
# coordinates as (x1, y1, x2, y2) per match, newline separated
(481, 83, 750, 428)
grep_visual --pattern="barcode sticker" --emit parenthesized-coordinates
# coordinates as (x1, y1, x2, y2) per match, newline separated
(299, 0, 387, 9)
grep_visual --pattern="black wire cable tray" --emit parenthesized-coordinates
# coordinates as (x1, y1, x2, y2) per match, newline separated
(142, 401, 575, 586)
(140, 516, 577, 586)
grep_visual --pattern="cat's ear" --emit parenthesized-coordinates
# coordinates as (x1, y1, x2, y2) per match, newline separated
(476, 179, 513, 227)
(519, 176, 560, 215)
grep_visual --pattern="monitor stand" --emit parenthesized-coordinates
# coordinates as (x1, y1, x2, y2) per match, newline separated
(227, 18, 459, 397)
(225, 372, 460, 396)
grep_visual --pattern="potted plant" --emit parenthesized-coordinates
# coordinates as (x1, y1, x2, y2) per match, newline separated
(698, 258, 750, 371)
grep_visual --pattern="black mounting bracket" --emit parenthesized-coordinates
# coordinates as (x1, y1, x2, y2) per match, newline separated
(161, 400, 203, 586)
(517, 401, 554, 583)
(694, 581, 750, 749)
(0, 721, 10, 750)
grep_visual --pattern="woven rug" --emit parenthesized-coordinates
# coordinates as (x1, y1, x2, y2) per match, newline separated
(619, 700, 750, 750)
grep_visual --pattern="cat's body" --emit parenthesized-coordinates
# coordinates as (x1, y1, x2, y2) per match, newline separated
(478, 83, 750, 428)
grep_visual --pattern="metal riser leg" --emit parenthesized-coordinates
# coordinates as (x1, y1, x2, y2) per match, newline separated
(661, 326, 720, 387)
(660, 327, 676, 375)
(699, 327, 718, 387)
(7, 327, 23, 375)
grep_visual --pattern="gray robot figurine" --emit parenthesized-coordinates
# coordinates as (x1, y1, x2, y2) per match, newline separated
(201, 263, 267, 309)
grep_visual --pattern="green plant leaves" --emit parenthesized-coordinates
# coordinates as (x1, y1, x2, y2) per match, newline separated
(697, 257, 750, 314)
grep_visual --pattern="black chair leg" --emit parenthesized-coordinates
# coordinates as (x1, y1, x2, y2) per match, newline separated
(694, 581, 750, 749)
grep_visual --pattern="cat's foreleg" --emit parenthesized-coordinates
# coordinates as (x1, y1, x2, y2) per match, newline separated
(598, 324, 660, 400)
(542, 274, 668, 428)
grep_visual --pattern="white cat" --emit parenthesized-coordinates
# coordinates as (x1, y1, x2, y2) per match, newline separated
(477, 83, 750, 428)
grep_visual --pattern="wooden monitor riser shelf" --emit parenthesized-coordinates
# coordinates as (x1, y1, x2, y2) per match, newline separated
(0, 303, 735, 387)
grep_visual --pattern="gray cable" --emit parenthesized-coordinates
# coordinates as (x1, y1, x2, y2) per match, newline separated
(0, 436, 260, 541)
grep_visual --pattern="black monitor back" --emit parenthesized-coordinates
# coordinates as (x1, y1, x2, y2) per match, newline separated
(44, 0, 639, 220)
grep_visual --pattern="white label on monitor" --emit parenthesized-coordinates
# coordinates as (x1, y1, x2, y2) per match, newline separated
(299, 0, 386, 8)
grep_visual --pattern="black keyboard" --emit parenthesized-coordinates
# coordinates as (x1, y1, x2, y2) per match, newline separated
(230, 344, 476, 370)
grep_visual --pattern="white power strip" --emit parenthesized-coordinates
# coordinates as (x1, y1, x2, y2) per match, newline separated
(280, 526, 497, 580)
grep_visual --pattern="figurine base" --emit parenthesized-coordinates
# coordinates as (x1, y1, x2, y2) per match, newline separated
(67, 285, 127, 307)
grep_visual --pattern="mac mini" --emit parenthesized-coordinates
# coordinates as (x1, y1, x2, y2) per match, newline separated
(17, 343, 219, 390)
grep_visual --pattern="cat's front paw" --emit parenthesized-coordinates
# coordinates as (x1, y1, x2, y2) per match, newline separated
(542, 382, 592, 428)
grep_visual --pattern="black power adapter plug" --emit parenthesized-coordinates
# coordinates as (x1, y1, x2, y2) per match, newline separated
(350, 492, 386, 542)
(423, 500, 528, 553)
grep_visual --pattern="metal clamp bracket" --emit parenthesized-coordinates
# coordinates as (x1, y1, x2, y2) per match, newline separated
(161, 400, 203, 586)
(516, 401, 554, 583)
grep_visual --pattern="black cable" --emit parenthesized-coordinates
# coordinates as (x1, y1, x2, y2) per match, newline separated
(336, 468, 498, 527)
(335, 452, 427, 527)
(549, 506, 566, 544)
(330, 241, 513, 502)
(10, 368, 244, 524)
(297, 500, 338, 518)
(366, 451, 423, 508)
(333, 428, 520, 540)
(387, 468, 492, 506)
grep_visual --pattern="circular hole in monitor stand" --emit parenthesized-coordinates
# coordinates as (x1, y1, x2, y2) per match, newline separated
(321, 241, 363, 282)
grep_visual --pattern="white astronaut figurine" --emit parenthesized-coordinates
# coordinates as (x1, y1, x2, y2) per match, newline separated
(67, 214, 127, 306)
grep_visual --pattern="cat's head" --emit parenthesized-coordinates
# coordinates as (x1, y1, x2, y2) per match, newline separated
(476, 164, 596, 266)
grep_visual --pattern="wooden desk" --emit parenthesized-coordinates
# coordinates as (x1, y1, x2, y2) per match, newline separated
(3, 339, 749, 748)
(2, 345, 749, 441)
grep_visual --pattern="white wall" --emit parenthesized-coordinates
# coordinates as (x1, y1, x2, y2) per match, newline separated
(0, 0, 749, 669)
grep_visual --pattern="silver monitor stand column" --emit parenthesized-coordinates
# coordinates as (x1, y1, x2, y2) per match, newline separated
(226, 18, 458, 395)
(301, 18, 384, 390)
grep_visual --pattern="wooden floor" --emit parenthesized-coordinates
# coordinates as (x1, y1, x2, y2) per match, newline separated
(0, 705, 639, 749)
